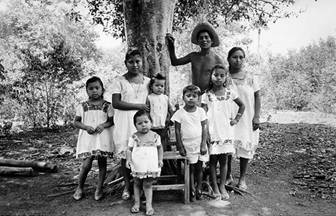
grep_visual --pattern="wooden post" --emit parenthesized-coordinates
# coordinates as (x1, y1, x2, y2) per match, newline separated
(0, 166, 38, 176)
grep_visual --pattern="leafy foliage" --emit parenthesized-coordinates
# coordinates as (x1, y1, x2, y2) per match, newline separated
(0, 0, 100, 127)
(70, 0, 295, 38)
(264, 37, 336, 113)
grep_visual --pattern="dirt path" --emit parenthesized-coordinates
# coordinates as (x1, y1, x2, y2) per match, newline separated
(1, 122, 336, 216)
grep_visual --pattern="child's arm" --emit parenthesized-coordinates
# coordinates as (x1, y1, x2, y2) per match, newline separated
(253, 90, 261, 130)
(126, 147, 133, 169)
(200, 119, 208, 155)
(165, 102, 174, 127)
(95, 116, 114, 134)
(166, 33, 192, 66)
(73, 116, 95, 134)
(230, 97, 245, 126)
(112, 94, 149, 111)
(157, 145, 163, 168)
(174, 122, 186, 156)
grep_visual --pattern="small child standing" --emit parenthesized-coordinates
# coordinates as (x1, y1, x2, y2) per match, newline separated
(147, 73, 173, 150)
(201, 65, 245, 200)
(73, 76, 114, 201)
(171, 85, 208, 201)
(126, 110, 163, 216)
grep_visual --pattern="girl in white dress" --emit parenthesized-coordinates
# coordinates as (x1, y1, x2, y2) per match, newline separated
(73, 76, 114, 201)
(111, 48, 150, 200)
(201, 65, 245, 200)
(147, 73, 173, 150)
(227, 47, 261, 190)
(126, 110, 163, 216)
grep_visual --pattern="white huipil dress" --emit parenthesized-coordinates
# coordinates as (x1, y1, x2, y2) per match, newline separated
(128, 131, 161, 179)
(231, 73, 260, 159)
(111, 75, 150, 158)
(75, 101, 114, 159)
(147, 93, 170, 129)
(201, 88, 238, 155)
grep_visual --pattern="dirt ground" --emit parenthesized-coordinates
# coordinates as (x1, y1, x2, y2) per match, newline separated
(1, 122, 336, 216)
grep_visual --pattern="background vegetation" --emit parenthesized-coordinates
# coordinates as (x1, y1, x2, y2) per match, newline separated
(0, 0, 335, 130)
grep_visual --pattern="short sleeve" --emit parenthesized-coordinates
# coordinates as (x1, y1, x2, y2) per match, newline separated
(107, 104, 114, 117)
(198, 107, 207, 121)
(154, 133, 162, 147)
(171, 110, 182, 123)
(75, 104, 83, 118)
(230, 88, 238, 100)
(111, 76, 122, 95)
(128, 134, 136, 148)
(200, 93, 208, 104)
(252, 76, 261, 92)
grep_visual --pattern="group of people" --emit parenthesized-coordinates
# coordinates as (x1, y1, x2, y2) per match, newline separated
(71, 22, 261, 216)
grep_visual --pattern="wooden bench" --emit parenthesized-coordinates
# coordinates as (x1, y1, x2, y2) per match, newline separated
(152, 151, 190, 203)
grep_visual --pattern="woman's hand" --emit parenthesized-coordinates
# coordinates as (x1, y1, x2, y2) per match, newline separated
(252, 116, 260, 131)
(95, 124, 104, 134)
(200, 144, 207, 155)
(158, 160, 164, 168)
(139, 104, 150, 112)
(126, 160, 132, 169)
(86, 126, 96, 134)
(178, 147, 186, 157)
(230, 119, 238, 126)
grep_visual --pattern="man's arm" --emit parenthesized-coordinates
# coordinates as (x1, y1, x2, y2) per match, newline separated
(166, 33, 192, 66)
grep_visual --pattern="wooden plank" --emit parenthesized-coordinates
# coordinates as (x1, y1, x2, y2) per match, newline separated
(0, 166, 38, 176)
(163, 151, 186, 160)
(0, 159, 57, 173)
(152, 184, 184, 191)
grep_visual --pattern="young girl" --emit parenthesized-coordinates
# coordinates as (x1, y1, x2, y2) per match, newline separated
(73, 76, 114, 201)
(171, 85, 208, 201)
(147, 73, 173, 150)
(126, 110, 163, 216)
(227, 47, 261, 190)
(201, 65, 245, 200)
(111, 47, 150, 200)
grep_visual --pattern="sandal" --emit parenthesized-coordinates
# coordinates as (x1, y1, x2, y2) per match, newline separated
(121, 189, 130, 200)
(73, 188, 83, 201)
(130, 205, 140, 213)
(146, 208, 154, 216)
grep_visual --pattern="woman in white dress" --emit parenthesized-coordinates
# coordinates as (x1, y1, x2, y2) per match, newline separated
(111, 48, 150, 200)
(227, 47, 261, 190)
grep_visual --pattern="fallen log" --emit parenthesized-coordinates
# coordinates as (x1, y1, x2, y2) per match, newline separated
(0, 166, 38, 176)
(0, 159, 57, 173)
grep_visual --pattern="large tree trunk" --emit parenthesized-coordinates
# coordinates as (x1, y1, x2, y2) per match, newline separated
(123, 0, 176, 93)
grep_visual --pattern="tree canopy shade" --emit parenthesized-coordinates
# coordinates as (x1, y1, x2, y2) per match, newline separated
(79, 0, 296, 38)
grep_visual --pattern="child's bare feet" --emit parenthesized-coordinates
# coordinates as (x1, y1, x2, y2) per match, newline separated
(219, 185, 230, 200)
(94, 188, 103, 201)
(73, 187, 83, 201)
(146, 207, 154, 216)
(225, 175, 234, 185)
(237, 181, 248, 190)
(130, 204, 140, 213)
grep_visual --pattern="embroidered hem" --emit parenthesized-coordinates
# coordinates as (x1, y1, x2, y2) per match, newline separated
(131, 171, 160, 179)
(77, 150, 113, 159)
(234, 140, 258, 153)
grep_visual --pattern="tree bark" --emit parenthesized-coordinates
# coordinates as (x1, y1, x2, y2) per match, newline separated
(0, 166, 38, 176)
(0, 159, 57, 173)
(123, 0, 176, 93)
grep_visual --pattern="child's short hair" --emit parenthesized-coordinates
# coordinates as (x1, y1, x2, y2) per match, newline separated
(133, 110, 152, 126)
(182, 84, 201, 97)
(149, 73, 166, 91)
(86, 76, 105, 91)
(125, 47, 141, 62)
